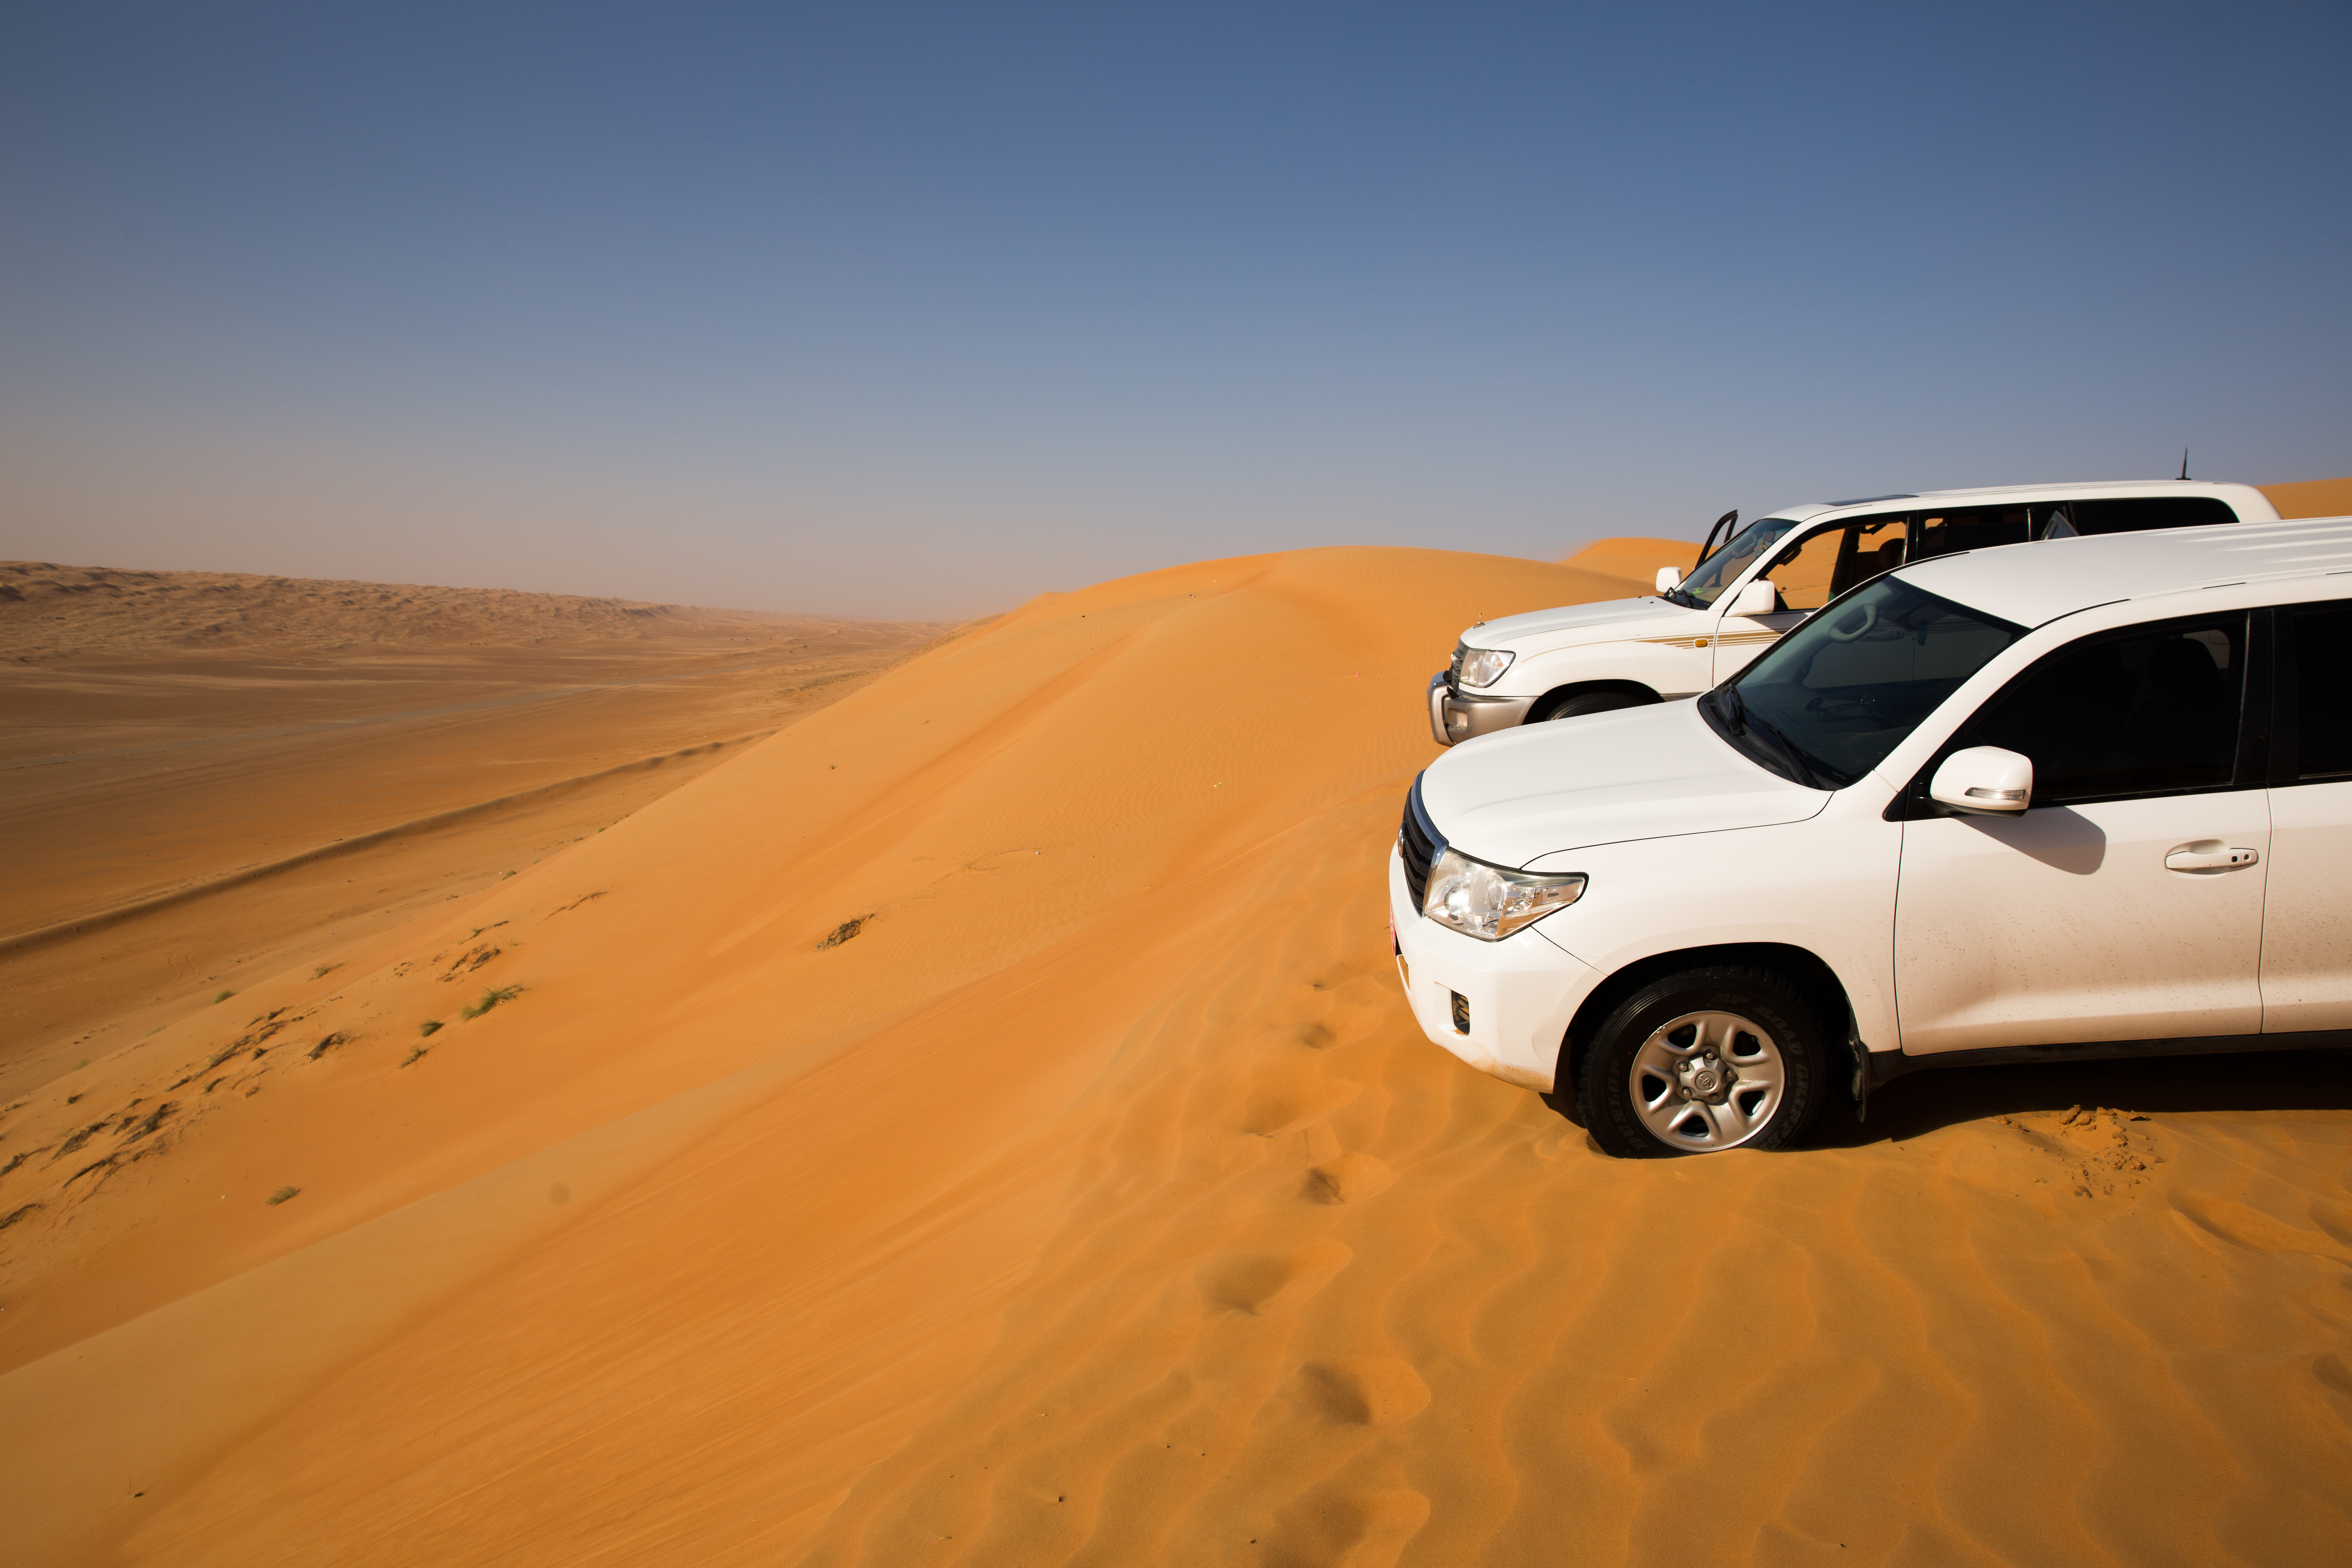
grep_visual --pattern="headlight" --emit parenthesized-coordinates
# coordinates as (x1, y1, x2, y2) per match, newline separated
(1457, 646, 1514, 688)
(1422, 847, 1587, 941)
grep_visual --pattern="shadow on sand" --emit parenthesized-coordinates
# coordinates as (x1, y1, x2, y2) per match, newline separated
(1543, 1048, 2352, 1151)
(1813, 1047, 2352, 1149)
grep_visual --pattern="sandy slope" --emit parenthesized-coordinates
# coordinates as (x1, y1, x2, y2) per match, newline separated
(3, 544, 2350, 1566)
(2263, 477, 2352, 519)
(0, 564, 950, 1116)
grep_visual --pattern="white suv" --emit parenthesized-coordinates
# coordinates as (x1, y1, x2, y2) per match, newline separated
(1430, 479, 2279, 746)
(1390, 513, 2352, 1156)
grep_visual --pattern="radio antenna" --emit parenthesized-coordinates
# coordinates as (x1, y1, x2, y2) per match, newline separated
(2178, 448, 2190, 481)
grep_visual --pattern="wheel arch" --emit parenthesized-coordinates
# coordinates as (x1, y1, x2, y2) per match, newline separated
(1526, 679, 1664, 723)
(1553, 941, 1858, 1114)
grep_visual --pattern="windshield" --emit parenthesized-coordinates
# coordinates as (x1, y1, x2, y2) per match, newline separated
(1701, 576, 2022, 788)
(1670, 517, 1803, 608)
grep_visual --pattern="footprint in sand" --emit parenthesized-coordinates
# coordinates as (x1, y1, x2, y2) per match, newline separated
(1296, 1358, 1430, 1426)
(1241, 1080, 1361, 1137)
(1264, 1484, 1430, 1568)
(1304, 1152, 1395, 1205)
(2309, 1352, 2352, 1429)
(1199, 1238, 1352, 1316)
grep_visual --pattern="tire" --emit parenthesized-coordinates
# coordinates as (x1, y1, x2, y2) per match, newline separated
(1577, 965, 1829, 1158)
(1539, 689, 1650, 722)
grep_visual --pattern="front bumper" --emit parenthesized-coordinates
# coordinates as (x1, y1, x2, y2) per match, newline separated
(1428, 672, 1537, 746)
(1389, 844, 1595, 1092)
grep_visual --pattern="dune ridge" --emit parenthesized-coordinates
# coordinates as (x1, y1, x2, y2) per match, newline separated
(1, 544, 2348, 1565)
(0, 559, 932, 662)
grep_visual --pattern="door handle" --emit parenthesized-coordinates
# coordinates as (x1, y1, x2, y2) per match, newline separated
(2165, 845, 2259, 871)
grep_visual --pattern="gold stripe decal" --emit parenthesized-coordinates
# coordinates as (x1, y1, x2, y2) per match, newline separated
(1630, 628, 1786, 649)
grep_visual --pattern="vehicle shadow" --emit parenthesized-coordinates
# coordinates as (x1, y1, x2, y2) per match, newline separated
(1810, 1048, 2352, 1150)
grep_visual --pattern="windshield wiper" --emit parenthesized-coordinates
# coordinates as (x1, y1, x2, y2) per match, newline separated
(1713, 688, 1832, 790)
(1745, 710, 1829, 789)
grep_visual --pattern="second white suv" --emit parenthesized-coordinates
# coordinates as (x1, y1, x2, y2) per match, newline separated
(1392, 512, 2352, 1156)
(1430, 479, 2279, 746)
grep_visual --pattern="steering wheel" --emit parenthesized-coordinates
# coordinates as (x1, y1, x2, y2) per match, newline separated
(1825, 602, 1878, 643)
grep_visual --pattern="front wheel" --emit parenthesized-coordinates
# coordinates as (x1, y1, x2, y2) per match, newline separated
(1577, 966, 1829, 1157)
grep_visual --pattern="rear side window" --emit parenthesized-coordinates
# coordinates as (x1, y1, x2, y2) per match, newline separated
(1949, 614, 2247, 804)
(2283, 602, 2352, 780)
(2069, 497, 2238, 535)
(1909, 504, 2031, 561)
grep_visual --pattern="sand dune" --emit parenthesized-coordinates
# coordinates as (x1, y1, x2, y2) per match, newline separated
(0, 564, 951, 1101)
(4, 542, 2350, 1565)
(2262, 477, 2352, 519)
(0, 560, 903, 661)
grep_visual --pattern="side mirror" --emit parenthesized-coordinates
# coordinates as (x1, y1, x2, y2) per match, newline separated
(1654, 566, 1682, 595)
(1929, 746, 2034, 815)
(1727, 579, 1778, 617)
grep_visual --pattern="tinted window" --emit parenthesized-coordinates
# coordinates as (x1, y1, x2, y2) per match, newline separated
(2071, 497, 2238, 535)
(1830, 514, 1911, 597)
(1953, 615, 2246, 804)
(1706, 577, 2022, 786)
(1909, 504, 2031, 561)
(2288, 604, 2352, 780)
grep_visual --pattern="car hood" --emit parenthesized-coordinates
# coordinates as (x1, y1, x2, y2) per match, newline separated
(1458, 594, 1698, 650)
(1418, 700, 1828, 867)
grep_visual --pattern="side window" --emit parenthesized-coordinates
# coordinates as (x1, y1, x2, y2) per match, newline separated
(1951, 615, 2247, 804)
(1831, 514, 1909, 597)
(1910, 505, 2031, 561)
(2071, 497, 2240, 535)
(1760, 526, 1845, 612)
(1758, 514, 1911, 612)
(2286, 603, 2352, 780)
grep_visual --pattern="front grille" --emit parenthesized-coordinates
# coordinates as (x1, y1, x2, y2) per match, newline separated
(1446, 643, 1465, 694)
(1399, 775, 1445, 909)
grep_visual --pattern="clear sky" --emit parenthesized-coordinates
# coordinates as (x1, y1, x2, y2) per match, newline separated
(4, 2, 2346, 619)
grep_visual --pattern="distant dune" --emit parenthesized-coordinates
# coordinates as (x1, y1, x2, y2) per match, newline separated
(2262, 476, 2352, 518)
(3, 541, 2347, 1565)
(0, 559, 940, 663)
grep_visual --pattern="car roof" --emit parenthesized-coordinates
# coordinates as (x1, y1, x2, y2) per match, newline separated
(1891, 514, 2352, 628)
(1756, 478, 2276, 528)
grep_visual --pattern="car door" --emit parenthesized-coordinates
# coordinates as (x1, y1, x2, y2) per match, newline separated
(1893, 611, 2268, 1055)
(1711, 513, 1910, 682)
(2261, 600, 2352, 1032)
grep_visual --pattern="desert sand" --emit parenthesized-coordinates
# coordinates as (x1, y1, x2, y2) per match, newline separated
(2, 521, 2350, 1567)
(2263, 477, 2352, 519)
(0, 562, 951, 1100)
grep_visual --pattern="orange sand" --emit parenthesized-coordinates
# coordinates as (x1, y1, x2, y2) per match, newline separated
(3, 545, 2350, 1566)
(2262, 477, 2352, 519)
(0, 562, 948, 1100)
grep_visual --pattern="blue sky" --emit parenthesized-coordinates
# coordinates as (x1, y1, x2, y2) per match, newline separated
(4, 2, 2346, 618)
